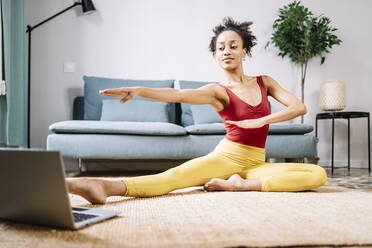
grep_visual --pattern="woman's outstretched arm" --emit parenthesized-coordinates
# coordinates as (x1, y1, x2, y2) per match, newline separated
(99, 84, 225, 109)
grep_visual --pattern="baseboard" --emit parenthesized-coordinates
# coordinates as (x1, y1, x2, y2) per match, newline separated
(318, 159, 370, 169)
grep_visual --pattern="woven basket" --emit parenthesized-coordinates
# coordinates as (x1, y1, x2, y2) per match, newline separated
(319, 80, 346, 111)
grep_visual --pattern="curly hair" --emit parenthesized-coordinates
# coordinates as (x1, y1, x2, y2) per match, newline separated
(209, 17, 257, 57)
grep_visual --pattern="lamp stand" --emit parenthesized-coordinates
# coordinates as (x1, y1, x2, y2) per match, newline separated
(26, 2, 81, 148)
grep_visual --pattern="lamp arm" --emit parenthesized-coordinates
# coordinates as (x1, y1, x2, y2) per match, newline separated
(26, 2, 81, 32)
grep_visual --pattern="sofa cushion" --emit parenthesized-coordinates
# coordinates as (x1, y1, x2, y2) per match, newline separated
(186, 123, 226, 134)
(185, 123, 313, 135)
(83, 76, 175, 121)
(100, 99, 171, 122)
(190, 105, 223, 124)
(178, 80, 218, 126)
(49, 121, 187, 136)
(269, 123, 313, 134)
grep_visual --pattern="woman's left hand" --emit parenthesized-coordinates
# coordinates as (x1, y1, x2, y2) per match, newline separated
(225, 118, 267, 129)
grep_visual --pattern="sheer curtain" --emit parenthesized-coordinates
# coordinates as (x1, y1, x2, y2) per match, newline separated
(0, 0, 6, 146)
(0, 0, 27, 147)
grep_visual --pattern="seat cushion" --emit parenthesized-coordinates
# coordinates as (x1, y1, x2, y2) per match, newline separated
(83, 76, 175, 121)
(49, 121, 187, 136)
(100, 99, 172, 122)
(185, 123, 313, 135)
(268, 123, 313, 134)
(185, 123, 226, 134)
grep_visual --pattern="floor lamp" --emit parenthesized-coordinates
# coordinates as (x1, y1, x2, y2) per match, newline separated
(26, 0, 96, 148)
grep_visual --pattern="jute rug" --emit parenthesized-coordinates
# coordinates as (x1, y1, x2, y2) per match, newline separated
(1, 176, 372, 248)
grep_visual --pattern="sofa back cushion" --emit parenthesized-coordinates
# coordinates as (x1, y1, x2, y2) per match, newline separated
(83, 76, 175, 122)
(190, 104, 223, 124)
(178, 80, 218, 126)
(100, 99, 172, 122)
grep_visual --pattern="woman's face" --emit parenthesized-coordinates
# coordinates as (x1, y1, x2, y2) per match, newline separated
(214, 30, 247, 71)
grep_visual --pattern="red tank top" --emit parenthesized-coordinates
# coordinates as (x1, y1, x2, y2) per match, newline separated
(217, 76, 270, 148)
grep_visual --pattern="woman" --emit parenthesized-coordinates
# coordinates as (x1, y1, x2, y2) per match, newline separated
(67, 17, 327, 204)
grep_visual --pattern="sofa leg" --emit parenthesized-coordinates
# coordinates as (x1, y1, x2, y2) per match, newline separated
(284, 158, 305, 163)
(78, 158, 83, 173)
(304, 157, 319, 165)
(284, 157, 319, 164)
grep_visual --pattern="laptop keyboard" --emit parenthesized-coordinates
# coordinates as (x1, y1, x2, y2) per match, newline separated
(72, 207, 88, 212)
(73, 212, 99, 223)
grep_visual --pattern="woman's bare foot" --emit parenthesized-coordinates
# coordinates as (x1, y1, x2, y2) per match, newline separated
(66, 178, 127, 204)
(203, 174, 261, 192)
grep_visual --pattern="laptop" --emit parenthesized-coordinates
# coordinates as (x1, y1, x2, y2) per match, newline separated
(0, 148, 120, 230)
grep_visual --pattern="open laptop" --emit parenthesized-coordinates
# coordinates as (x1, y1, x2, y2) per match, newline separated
(0, 148, 120, 229)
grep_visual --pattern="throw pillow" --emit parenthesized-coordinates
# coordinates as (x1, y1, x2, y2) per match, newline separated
(83, 75, 174, 120)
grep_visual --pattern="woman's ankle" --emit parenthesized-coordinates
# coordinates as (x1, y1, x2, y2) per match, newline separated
(242, 179, 262, 191)
(103, 179, 127, 196)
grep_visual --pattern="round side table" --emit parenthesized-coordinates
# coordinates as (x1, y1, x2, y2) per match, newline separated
(315, 111, 370, 175)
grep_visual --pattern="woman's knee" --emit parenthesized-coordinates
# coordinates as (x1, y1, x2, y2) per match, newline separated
(307, 164, 328, 187)
(279, 163, 328, 188)
(317, 166, 328, 186)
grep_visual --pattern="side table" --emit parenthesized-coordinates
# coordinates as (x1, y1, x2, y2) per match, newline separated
(315, 111, 370, 175)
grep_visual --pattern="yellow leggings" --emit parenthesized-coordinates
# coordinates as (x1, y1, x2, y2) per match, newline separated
(123, 138, 328, 197)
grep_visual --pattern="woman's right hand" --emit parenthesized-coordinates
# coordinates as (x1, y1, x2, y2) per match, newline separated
(99, 87, 141, 103)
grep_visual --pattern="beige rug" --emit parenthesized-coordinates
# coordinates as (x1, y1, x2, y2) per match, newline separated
(1, 178, 372, 248)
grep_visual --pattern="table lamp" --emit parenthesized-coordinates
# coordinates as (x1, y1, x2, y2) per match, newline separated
(319, 80, 346, 111)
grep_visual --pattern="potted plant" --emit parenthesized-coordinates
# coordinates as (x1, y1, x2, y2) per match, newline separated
(265, 0, 342, 123)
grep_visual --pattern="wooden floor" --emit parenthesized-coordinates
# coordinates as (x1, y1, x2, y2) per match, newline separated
(324, 167, 371, 178)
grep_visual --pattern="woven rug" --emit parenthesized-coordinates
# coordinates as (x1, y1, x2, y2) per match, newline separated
(327, 175, 372, 190)
(1, 176, 372, 248)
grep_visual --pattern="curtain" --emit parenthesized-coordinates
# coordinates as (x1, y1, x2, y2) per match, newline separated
(0, 0, 27, 147)
(0, 0, 6, 146)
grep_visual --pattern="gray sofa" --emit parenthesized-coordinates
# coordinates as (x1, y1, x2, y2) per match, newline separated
(46, 76, 317, 172)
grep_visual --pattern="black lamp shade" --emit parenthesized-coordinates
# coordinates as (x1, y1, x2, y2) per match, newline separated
(81, 0, 96, 15)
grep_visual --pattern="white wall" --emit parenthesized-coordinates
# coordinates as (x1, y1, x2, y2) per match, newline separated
(25, 0, 372, 168)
